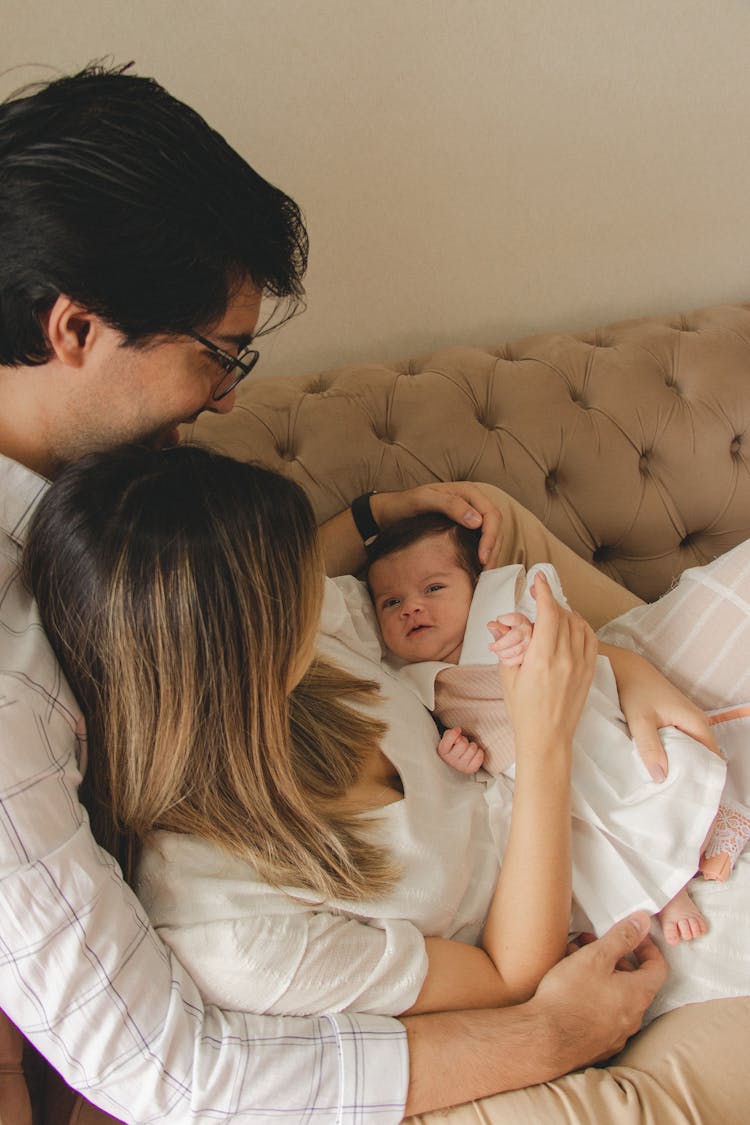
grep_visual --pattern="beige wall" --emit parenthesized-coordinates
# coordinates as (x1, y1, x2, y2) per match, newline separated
(4, 0, 750, 377)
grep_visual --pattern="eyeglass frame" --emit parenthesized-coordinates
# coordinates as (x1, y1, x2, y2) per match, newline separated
(189, 332, 261, 400)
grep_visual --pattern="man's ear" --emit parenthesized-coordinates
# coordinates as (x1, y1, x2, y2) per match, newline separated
(43, 295, 98, 368)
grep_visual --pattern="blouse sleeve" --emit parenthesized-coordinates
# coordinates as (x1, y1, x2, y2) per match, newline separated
(137, 831, 429, 1018)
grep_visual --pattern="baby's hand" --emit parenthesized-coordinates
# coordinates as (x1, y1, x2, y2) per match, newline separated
(487, 612, 533, 667)
(437, 727, 485, 775)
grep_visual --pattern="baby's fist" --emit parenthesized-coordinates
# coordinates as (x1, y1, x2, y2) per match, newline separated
(437, 727, 485, 775)
(488, 612, 533, 666)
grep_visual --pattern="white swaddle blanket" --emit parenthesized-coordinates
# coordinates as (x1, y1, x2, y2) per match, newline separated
(391, 564, 728, 936)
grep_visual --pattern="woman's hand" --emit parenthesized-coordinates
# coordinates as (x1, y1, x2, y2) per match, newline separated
(599, 642, 720, 782)
(500, 573, 598, 754)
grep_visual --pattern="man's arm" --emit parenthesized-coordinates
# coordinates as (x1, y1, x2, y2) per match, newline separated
(319, 482, 503, 576)
(402, 913, 665, 1116)
(0, 677, 409, 1125)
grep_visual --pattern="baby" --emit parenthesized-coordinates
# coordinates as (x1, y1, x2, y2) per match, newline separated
(367, 512, 749, 945)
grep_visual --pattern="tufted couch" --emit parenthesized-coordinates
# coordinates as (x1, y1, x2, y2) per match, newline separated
(10, 302, 750, 1124)
(191, 299, 750, 1125)
(191, 302, 750, 603)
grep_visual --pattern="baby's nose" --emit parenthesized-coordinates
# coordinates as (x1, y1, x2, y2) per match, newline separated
(401, 596, 422, 616)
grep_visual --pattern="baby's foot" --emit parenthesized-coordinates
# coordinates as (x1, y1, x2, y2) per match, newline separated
(658, 888, 709, 945)
(437, 727, 484, 774)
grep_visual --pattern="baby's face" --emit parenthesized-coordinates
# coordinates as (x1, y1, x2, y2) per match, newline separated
(369, 533, 475, 664)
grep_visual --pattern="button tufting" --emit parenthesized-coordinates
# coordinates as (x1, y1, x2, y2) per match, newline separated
(278, 447, 296, 462)
(639, 452, 651, 473)
(731, 436, 743, 455)
(592, 545, 613, 563)
(545, 470, 558, 495)
(680, 533, 695, 548)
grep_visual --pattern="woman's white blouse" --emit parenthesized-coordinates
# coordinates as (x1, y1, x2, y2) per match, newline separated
(137, 576, 513, 1016)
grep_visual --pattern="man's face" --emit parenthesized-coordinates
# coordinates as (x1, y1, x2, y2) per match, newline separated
(369, 533, 476, 665)
(50, 279, 263, 468)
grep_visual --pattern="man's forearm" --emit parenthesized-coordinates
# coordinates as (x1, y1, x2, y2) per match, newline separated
(318, 483, 504, 577)
(319, 508, 367, 577)
(401, 913, 665, 1117)
(401, 1002, 568, 1116)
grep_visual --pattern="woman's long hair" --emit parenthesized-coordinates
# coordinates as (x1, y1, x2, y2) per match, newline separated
(23, 445, 395, 900)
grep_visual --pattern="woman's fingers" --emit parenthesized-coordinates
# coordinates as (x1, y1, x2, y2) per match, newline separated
(500, 578, 597, 750)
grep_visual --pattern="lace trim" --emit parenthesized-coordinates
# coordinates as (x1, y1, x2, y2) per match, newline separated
(699, 802, 750, 882)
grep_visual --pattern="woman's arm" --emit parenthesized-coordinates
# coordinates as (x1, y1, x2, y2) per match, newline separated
(600, 641, 720, 781)
(404, 576, 598, 1014)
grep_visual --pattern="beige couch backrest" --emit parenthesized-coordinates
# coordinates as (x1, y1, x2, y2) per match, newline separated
(192, 303, 750, 601)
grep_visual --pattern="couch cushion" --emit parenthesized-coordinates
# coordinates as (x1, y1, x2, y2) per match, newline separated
(191, 303, 750, 601)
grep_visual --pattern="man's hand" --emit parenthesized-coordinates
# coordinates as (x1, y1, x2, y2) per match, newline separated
(320, 480, 505, 577)
(402, 911, 667, 1116)
(531, 911, 667, 1067)
(600, 642, 720, 782)
(370, 481, 502, 568)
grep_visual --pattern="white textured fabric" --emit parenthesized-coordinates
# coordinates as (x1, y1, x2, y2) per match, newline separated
(0, 454, 408, 1124)
(598, 539, 750, 1021)
(139, 575, 513, 1016)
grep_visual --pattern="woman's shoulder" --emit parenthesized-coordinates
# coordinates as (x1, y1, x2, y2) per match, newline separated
(136, 830, 318, 924)
(320, 575, 384, 660)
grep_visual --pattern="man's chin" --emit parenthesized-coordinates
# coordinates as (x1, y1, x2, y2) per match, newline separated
(148, 425, 182, 450)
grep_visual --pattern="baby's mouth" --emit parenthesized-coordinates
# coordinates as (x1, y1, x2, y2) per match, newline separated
(408, 624, 431, 636)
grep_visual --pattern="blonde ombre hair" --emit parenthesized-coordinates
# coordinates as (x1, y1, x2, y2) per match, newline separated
(24, 444, 395, 900)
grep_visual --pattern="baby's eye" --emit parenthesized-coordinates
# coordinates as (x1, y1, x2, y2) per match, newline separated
(425, 584, 446, 594)
(381, 597, 401, 610)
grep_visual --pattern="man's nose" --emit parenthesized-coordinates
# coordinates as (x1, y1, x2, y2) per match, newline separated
(206, 386, 237, 415)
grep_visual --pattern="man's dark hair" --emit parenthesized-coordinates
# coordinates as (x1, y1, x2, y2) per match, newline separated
(0, 61, 308, 365)
(366, 511, 482, 584)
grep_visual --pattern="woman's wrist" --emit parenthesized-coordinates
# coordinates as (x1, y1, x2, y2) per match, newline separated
(512, 733, 573, 765)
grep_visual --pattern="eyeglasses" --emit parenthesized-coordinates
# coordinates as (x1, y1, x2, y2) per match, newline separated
(189, 332, 261, 400)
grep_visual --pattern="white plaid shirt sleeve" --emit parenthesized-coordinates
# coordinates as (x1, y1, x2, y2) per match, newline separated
(0, 456, 408, 1124)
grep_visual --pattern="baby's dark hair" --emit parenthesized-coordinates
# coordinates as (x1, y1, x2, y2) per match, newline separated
(366, 512, 482, 583)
